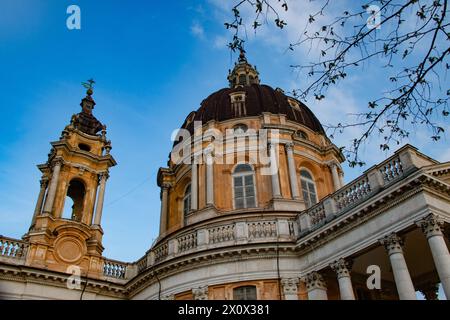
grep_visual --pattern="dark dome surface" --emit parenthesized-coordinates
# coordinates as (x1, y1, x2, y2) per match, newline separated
(180, 84, 325, 134)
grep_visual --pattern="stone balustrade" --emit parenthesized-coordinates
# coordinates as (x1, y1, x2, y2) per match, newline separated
(136, 255, 147, 273)
(248, 221, 277, 239)
(307, 203, 326, 226)
(379, 156, 403, 183)
(297, 145, 427, 235)
(177, 232, 197, 253)
(154, 242, 168, 263)
(103, 259, 127, 279)
(132, 217, 297, 272)
(333, 176, 371, 211)
(209, 224, 235, 244)
(0, 236, 27, 262)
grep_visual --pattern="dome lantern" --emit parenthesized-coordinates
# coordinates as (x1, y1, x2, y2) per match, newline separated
(227, 49, 260, 88)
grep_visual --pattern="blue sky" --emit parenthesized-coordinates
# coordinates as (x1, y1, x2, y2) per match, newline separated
(0, 0, 449, 280)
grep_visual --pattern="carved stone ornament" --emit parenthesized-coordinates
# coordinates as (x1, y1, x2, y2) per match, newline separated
(380, 233, 404, 255)
(281, 277, 299, 295)
(303, 271, 327, 290)
(330, 258, 352, 279)
(416, 214, 444, 239)
(192, 285, 208, 300)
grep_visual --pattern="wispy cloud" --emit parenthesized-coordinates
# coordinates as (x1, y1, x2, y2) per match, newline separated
(213, 35, 228, 49)
(190, 21, 205, 40)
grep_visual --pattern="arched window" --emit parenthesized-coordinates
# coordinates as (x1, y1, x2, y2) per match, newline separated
(300, 170, 317, 208)
(183, 184, 191, 216)
(233, 123, 248, 134)
(233, 285, 257, 300)
(296, 130, 308, 140)
(233, 164, 256, 209)
(63, 179, 85, 222)
(238, 74, 246, 85)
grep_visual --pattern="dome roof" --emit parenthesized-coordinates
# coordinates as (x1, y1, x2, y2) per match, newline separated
(180, 83, 325, 134)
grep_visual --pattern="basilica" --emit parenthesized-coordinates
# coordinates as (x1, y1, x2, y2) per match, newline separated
(1, 52, 449, 300)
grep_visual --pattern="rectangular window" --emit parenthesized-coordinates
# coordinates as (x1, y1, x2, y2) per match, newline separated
(234, 174, 256, 209)
(233, 286, 257, 300)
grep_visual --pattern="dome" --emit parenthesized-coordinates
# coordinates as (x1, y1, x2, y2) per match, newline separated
(180, 83, 325, 134)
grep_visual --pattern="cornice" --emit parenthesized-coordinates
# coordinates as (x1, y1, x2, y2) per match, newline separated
(125, 242, 298, 297)
(50, 140, 117, 167)
(0, 263, 127, 299)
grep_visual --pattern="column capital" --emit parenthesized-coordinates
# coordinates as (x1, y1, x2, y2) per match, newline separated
(326, 160, 339, 169)
(51, 157, 64, 168)
(39, 179, 49, 188)
(416, 214, 444, 239)
(98, 171, 110, 182)
(192, 285, 208, 300)
(330, 258, 352, 279)
(161, 182, 173, 190)
(380, 233, 404, 255)
(285, 142, 294, 152)
(281, 277, 299, 295)
(303, 271, 327, 291)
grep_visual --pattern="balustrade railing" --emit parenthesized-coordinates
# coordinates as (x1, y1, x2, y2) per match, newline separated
(380, 156, 403, 183)
(177, 232, 197, 252)
(0, 236, 27, 260)
(136, 255, 147, 273)
(103, 259, 127, 279)
(96, 217, 297, 279)
(248, 221, 277, 239)
(298, 146, 423, 234)
(333, 176, 371, 211)
(307, 203, 326, 226)
(209, 224, 235, 244)
(154, 242, 168, 263)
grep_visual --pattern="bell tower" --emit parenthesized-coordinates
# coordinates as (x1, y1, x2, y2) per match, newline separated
(24, 81, 116, 278)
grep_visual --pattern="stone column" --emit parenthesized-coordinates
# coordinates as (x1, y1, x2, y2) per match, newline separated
(192, 285, 208, 300)
(329, 162, 341, 191)
(191, 156, 198, 211)
(159, 183, 171, 234)
(31, 179, 48, 227)
(380, 233, 416, 300)
(304, 271, 328, 300)
(93, 172, 109, 225)
(281, 277, 299, 300)
(205, 151, 214, 206)
(330, 258, 356, 300)
(417, 214, 450, 299)
(269, 143, 281, 198)
(42, 159, 63, 215)
(285, 143, 300, 199)
(339, 172, 345, 188)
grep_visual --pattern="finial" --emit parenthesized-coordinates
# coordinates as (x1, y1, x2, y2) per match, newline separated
(81, 78, 95, 96)
(238, 47, 247, 62)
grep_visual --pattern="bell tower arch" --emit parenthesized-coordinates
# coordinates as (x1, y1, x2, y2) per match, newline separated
(24, 82, 116, 278)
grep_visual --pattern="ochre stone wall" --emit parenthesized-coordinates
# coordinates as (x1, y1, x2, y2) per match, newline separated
(160, 115, 344, 235)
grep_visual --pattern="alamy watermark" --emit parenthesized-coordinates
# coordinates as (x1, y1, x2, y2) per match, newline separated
(66, 5, 81, 30)
(366, 265, 381, 290)
(66, 265, 81, 290)
(366, 5, 381, 30)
